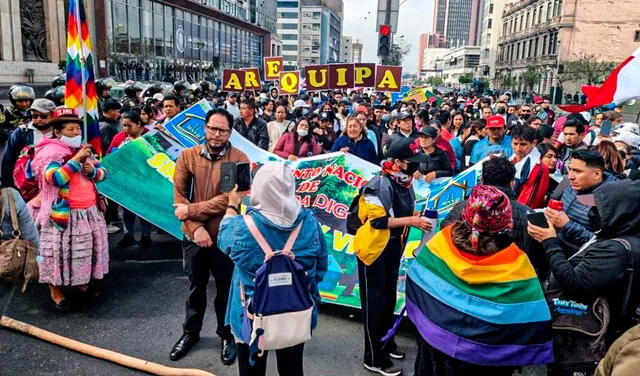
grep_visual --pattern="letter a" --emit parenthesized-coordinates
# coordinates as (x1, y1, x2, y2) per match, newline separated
(377, 70, 399, 90)
(225, 73, 243, 91)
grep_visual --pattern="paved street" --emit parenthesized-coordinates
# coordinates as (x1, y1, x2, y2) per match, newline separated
(0, 231, 418, 376)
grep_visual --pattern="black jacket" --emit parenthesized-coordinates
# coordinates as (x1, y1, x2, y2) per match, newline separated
(99, 118, 121, 156)
(442, 186, 547, 276)
(417, 147, 452, 178)
(233, 116, 269, 151)
(542, 179, 640, 332)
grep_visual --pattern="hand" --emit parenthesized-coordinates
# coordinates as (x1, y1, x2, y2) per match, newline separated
(527, 220, 557, 242)
(193, 226, 213, 248)
(288, 154, 298, 161)
(72, 145, 92, 163)
(545, 208, 570, 228)
(339, 147, 349, 153)
(173, 203, 189, 221)
(411, 216, 433, 232)
(82, 161, 95, 176)
(228, 185, 243, 207)
(424, 172, 437, 182)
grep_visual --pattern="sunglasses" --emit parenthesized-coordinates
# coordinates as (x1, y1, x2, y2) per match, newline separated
(31, 114, 50, 119)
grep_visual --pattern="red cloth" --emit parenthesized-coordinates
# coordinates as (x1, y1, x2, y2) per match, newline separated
(440, 128, 454, 142)
(272, 132, 322, 159)
(107, 128, 148, 155)
(436, 137, 457, 171)
(516, 163, 550, 209)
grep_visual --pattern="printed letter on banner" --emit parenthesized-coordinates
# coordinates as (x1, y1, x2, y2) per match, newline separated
(279, 71, 300, 95)
(329, 63, 354, 90)
(264, 56, 284, 81)
(354, 63, 376, 87)
(223, 69, 245, 92)
(305, 65, 329, 91)
(375, 65, 402, 92)
(242, 68, 261, 90)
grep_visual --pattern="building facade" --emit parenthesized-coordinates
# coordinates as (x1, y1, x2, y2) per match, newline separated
(250, 0, 277, 34)
(477, 0, 506, 80)
(441, 45, 480, 85)
(98, 0, 272, 82)
(298, 4, 341, 66)
(0, 0, 67, 84)
(432, 0, 482, 48)
(419, 47, 449, 80)
(277, 0, 301, 70)
(495, 0, 640, 95)
(341, 35, 352, 62)
(352, 39, 363, 63)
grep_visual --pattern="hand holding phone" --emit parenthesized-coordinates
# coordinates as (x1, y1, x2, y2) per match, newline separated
(600, 120, 613, 137)
(527, 212, 549, 228)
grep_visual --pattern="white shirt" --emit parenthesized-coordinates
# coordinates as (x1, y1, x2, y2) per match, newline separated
(225, 101, 241, 119)
(26, 123, 52, 145)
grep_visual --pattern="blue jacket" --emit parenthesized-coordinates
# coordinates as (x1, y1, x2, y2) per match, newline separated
(559, 173, 618, 251)
(1, 126, 34, 187)
(449, 136, 463, 171)
(217, 208, 328, 340)
(469, 135, 513, 164)
(331, 134, 378, 165)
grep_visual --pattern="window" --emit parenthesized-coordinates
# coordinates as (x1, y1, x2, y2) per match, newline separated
(279, 23, 298, 30)
(281, 34, 297, 40)
(635, 30, 640, 42)
(539, 5, 543, 22)
(488, 19, 492, 29)
(282, 45, 297, 51)
(532, 9, 537, 25)
(283, 55, 297, 61)
(279, 12, 297, 18)
(489, 3, 494, 13)
(277, 1, 299, 8)
(542, 35, 547, 55)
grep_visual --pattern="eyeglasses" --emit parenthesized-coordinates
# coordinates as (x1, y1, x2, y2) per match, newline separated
(31, 113, 49, 119)
(205, 126, 231, 135)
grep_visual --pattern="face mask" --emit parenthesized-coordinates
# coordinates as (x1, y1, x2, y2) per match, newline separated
(60, 135, 82, 149)
(341, 109, 349, 116)
(400, 107, 407, 112)
(297, 129, 308, 137)
(302, 109, 309, 116)
(497, 107, 506, 114)
(313, 97, 321, 104)
(381, 114, 390, 122)
(388, 129, 395, 136)
(401, 162, 419, 176)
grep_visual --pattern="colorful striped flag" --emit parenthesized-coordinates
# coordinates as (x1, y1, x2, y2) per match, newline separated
(65, 0, 101, 156)
(406, 225, 553, 367)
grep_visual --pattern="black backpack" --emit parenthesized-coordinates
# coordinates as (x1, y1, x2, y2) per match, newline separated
(346, 191, 364, 235)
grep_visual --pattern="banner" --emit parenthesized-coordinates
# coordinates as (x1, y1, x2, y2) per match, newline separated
(329, 64, 355, 91)
(405, 87, 428, 104)
(240, 68, 261, 90)
(98, 100, 482, 312)
(305, 65, 330, 91)
(375, 65, 402, 92)
(354, 63, 376, 88)
(279, 71, 301, 95)
(263, 56, 283, 81)
(222, 69, 246, 92)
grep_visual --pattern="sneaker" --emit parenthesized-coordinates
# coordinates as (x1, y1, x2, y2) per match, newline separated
(139, 234, 152, 249)
(388, 350, 405, 360)
(107, 224, 121, 234)
(117, 234, 135, 248)
(364, 362, 403, 376)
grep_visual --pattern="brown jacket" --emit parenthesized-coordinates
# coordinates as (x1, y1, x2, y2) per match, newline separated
(596, 324, 640, 376)
(173, 143, 249, 240)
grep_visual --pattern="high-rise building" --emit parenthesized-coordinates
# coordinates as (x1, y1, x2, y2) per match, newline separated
(299, 4, 341, 65)
(302, 0, 343, 20)
(496, 0, 640, 95)
(249, 0, 278, 34)
(352, 39, 363, 63)
(417, 33, 429, 72)
(432, 0, 482, 48)
(277, 0, 302, 69)
(477, 0, 506, 80)
(342, 35, 352, 62)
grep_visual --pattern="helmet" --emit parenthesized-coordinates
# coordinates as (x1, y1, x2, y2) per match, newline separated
(9, 85, 36, 106)
(144, 83, 163, 97)
(52, 75, 65, 88)
(124, 83, 141, 98)
(199, 80, 211, 91)
(44, 86, 65, 106)
(96, 77, 117, 94)
(173, 80, 188, 93)
(190, 83, 202, 94)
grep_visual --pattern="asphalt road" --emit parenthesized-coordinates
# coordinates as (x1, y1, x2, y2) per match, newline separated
(0, 231, 420, 376)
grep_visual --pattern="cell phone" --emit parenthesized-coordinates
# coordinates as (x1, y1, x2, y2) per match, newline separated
(600, 120, 613, 137)
(219, 162, 236, 193)
(527, 212, 549, 228)
(236, 163, 251, 191)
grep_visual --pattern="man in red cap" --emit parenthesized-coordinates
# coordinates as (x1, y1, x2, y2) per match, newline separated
(469, 115, 513, 164)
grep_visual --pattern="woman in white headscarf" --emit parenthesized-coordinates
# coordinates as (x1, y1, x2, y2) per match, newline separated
(217, 162, 328, 376)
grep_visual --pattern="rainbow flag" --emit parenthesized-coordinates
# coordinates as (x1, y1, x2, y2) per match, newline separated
(406, 225, 553, 367)
(65, 0, 101, 156)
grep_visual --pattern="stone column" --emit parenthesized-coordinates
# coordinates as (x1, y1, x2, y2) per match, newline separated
(10, 0, 23, 61)
(44, 0, 60, 63)
(0, 0, 14, 61)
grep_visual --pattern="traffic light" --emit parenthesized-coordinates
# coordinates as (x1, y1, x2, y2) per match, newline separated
(378, 24, 391, 59)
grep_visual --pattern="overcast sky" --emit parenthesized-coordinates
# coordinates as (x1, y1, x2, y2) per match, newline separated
(342, 0, 434, 74)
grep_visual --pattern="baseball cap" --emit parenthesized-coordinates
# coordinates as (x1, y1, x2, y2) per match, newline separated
(356, 105, 368, 114)
(28, 98, 56, 114)
(49, 107, 83, 127)
(293, 99, 310, 108)
(397, 111, 413, 120)
(152, 93, 164, 102)
(486, 115, 506, 129)
(386, 137, 429, 163)
(418, 126, 438, 138)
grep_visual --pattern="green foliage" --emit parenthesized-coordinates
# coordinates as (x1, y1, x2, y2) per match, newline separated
(458, 74, 473, 85)
(387, 39, 411, 66)
(522, 66, 542, 90)
(58, 60, 66, 73)
(479, 77, 490, 88)
(558, 52, 617, 86)
(427, 76, 444, 87)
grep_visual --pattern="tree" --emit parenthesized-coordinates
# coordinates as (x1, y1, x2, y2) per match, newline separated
(387, 39, 411, 66)
(522, 66, 542, 91)
(558, 52, 617, 87)
(458, 74, 473, 85)
(479, 77, 490, 88)
(58, 60, 66, 73)
(427, 76, 444, 87)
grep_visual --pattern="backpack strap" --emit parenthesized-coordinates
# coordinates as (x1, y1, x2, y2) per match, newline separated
(613, 238, 636, 320)
(243, 214, 302, 261)
(2, 189, 20, 239)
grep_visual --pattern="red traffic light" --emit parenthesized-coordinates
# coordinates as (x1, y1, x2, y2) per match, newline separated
(379, 24, 391, 36)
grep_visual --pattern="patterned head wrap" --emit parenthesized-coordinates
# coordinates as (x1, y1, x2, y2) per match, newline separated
(461, 185, 513, 251)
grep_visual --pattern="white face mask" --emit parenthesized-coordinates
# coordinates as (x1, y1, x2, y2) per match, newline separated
(388, 129, 395, 135)
(60, 135, 82, 149)
(297, 129, 308, 137)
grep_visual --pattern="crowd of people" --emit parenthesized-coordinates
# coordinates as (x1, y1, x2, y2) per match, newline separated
(1, 78, 640, 376)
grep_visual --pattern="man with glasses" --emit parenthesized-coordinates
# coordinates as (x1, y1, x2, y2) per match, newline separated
(1, 98, 56, 187)
(170, 108, 249, 365)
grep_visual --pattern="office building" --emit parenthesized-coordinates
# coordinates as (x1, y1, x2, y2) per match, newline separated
(432, 0, 482, 48)
(441, 46, 480, 85)
(298, 3, 341, 66)
(352, 39, 363, 63)
(477, 0, 506, 80)
(341, 35, 352, 62)
(277, 0, 301, 70)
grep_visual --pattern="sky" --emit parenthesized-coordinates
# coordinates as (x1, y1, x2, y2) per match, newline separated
(342, 0, 434, 74)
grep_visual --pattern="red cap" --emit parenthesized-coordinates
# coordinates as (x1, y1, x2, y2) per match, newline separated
(52, 107, 79, 119)
(355, 105, 368, 114)
(486, 115, 506, 129)
(533, 96, 543, 104)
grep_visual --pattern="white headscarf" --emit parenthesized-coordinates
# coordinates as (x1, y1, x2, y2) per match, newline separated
(250, 162, 301, 227)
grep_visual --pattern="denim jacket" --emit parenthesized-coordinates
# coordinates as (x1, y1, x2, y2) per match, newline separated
(217, 207, 328, 340)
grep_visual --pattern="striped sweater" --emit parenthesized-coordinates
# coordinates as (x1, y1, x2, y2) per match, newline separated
(406, 225, 553, 367)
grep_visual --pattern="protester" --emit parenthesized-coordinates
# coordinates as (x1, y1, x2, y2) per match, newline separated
(480, 105, 492, 119)
(272, 117, 321, 160)
(469, 115, 513, 164)
(353, 137, 432, 376)
(413, 126, 452, 183)
(385, 111, 418, 152)
(159, 95, 181, 127)
(595, 140, 626, 176)
(354, 109, 382, 156)
(409, 185, 552, 376)
(170, 108, 249, 364)
(29, 108, 109, 312)
(312, 111, 338, 152)
(260, 99, 275, 122)
(614, 140, 640, 170)
(596, 324, 640, 376)
(2, 98, 56, 187)
(224, 93, 241, 119)
(217, 162, 328, 376)
(557, 117, 588, 174)
(450, 121, 481, 171)
(266, 105, 295, 153)
(99, 99, 123, 155)
(510, 125, 550, 209)
(539, 96, 556, 125)
(528, 179, 640, 365)
(233, 101, 269, 151)
(140, 105, 158, 131)
(331, 116, 378, 165)
(449, 112, 466, 138)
